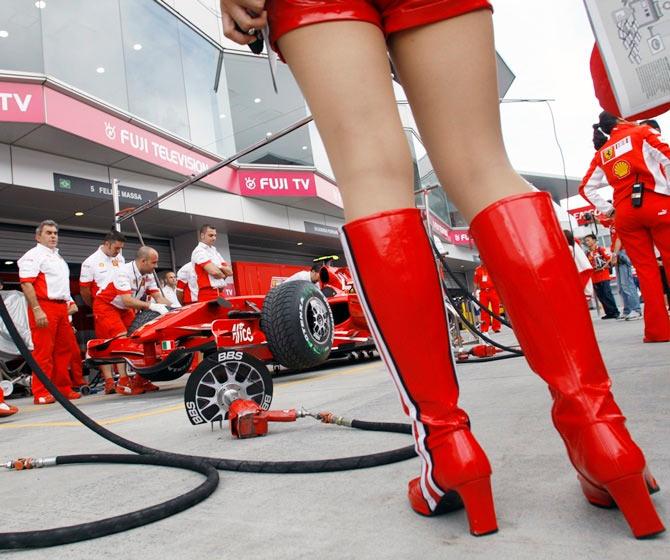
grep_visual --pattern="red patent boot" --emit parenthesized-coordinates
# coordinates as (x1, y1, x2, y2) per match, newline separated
(341, 208, 497, 536)
(470, 191, 664, 539)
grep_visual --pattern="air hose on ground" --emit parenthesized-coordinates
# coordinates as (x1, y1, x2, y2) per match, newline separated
(0, 296, 415, 549)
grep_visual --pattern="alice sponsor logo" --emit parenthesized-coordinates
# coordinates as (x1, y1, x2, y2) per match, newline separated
(0, 93, 32, 112)
(232, 322, 253, 344)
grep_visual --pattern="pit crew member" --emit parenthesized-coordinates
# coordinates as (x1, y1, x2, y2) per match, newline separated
(580, 112, 670, 341)
(191, 225, 233, 301)
(176, 262, 198, 305)
(473, 263, 501, 334)
(94, 246, 172, 394)
(161, 271, 181, 308)
(79, 230, 126, 393)
(284, 264, 320, 284)
(18, 220, 81, 404)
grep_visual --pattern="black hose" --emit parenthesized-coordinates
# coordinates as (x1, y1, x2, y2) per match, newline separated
(433, 244, 512, 328)
(1, 454, 219, 549)
(0, 296, 417, 548)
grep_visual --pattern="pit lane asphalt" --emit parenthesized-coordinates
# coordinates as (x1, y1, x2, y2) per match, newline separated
(1, 312, 668, 559)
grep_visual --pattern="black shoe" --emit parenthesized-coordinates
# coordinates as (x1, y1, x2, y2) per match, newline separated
(601, 314, 619, 320)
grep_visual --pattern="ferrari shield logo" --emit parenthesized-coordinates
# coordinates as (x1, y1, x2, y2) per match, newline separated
(613, 160, 631, 179)
(601, 147, 614, 164)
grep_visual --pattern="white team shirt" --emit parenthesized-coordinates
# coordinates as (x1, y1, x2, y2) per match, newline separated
(80, 246, 125, 296)
(18, 243, 72, 301)
(96, 261, 159, 310)
(191, 242, 228, 290)
(162, 285, 181, 308)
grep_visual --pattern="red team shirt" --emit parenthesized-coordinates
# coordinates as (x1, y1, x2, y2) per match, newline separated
(579, 123, 670, 214)
(474, 265, 495, 291)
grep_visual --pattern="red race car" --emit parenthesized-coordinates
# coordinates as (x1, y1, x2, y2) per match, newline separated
(86, 263, 375, 425)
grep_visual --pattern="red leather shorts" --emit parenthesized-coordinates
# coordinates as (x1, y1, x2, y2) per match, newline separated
(268, 0, 493, 51)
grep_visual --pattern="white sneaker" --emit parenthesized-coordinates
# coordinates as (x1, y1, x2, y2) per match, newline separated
(616, 314, 628, 321)
(625, 311, 642, 321)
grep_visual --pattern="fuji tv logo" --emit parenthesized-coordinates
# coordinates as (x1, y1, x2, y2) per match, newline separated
(0, 93, 32, 112)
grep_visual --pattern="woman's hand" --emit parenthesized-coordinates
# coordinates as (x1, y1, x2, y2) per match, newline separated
(220, 0, 267, 45)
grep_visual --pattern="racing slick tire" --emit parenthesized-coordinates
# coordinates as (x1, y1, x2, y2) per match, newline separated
(127, 310, 161, 335)
(261, 280, 334, 370)
(184, 350, 273, 426)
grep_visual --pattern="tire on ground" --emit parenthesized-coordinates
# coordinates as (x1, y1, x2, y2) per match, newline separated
(261, 280, 334, 370)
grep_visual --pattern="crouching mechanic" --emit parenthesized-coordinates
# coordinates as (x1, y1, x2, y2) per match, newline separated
(94, 246, 172, 394)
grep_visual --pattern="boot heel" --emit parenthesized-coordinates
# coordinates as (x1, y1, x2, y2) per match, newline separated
(578, 475, 615, 508)
(605, 474, 666, 539)
(455, 477, 498, 536)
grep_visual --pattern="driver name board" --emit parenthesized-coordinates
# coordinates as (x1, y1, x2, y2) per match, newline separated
(53, 173, 157, 206)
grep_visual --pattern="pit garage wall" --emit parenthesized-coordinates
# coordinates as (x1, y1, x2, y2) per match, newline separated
(2, 144, 345, 264)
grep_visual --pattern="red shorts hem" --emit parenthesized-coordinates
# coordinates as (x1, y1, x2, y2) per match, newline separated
(269, 0, 493, 56)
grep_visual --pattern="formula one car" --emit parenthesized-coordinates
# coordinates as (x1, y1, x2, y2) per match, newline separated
(86, 262, 374, 425)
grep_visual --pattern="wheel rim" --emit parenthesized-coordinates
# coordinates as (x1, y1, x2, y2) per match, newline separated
(306, 296, 330, 344)
(193, 360, 269, 423)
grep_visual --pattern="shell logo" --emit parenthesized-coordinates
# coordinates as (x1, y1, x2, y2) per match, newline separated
(613, 160, 631, 179)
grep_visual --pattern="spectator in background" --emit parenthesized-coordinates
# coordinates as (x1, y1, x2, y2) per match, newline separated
(612, 238, 642, 321)
(161, 271, 181, 308)
(564, 230, 593, 299)
(284, 264, 320, 284)
(18, 220, 81, 404)
(598, 212, 642, 321)
(583, 234, 620, 319)
(191, 225, 233, 301)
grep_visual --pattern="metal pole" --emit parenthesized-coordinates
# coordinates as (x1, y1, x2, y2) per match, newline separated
(111, 179, 121, 232)
(116, 114, 314, 226)
(128, 216, 165, 298)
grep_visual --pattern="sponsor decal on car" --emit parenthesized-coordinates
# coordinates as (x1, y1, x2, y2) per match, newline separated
(232, 322, 253, 344)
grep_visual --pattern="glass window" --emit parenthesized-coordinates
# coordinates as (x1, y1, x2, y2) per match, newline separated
(414, 150, 467, 228)
(119, 0, 189, 139)
(179, 23, 235, 156)
(41, 0, 128, 109)
(0, 0, 44, 73)
(223, 53, 312, 166)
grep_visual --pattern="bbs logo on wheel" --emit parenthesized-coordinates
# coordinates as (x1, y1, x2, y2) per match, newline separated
(183, 351, 273, 426)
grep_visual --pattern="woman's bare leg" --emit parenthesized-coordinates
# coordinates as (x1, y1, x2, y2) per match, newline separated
(277, 22, 498, 535)
(278, 21, 414, 221)
(389, 9, 529, 221)
(390, 10, 665, 539)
